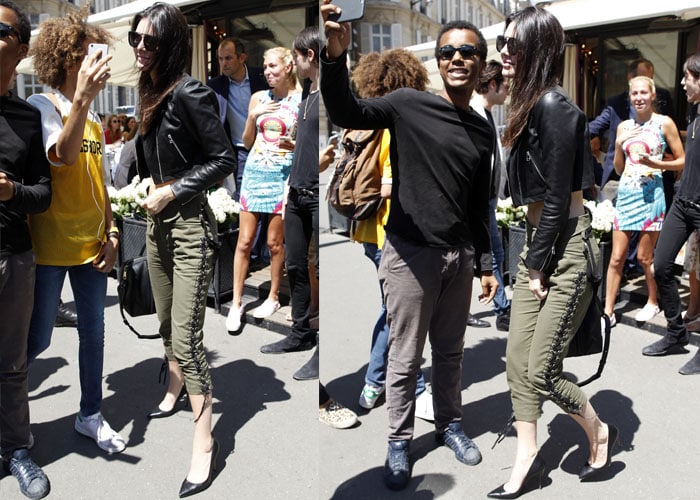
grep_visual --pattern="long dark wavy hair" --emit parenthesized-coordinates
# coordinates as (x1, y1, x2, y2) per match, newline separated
(502, 6, 565, 148)
(132, 2, 191, 134)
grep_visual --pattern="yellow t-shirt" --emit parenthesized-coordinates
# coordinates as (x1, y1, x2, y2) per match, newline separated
(27, 92, 106, 266)
(352, 129, 391, 249)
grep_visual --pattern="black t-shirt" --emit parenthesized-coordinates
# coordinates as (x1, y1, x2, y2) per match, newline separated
(0, 92, 51, 256)
(321, 51, 494, 269)
(288, 91, 319, 190)
(678, 114, 700, 203)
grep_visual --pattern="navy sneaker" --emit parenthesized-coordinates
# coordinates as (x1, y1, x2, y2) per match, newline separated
(435, 422, 482, 465)
(5, 448, 50, 499)
(383, 440, 410, 490)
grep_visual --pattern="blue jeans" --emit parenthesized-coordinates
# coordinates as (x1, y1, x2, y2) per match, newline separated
(490, 198, 511, 315)
(362, 243, 425, 395)
(27, 263, 107, 417)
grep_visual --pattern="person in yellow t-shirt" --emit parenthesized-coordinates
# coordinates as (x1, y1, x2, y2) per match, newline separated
(25, 8, 126, 455)
(347, 49, 435, 421)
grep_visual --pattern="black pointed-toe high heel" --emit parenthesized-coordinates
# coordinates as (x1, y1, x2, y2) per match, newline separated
(579, 424, 619, 481)
(148, 387, 188, 419)
(487, 453, 546, 499)
(179, 438, 219, 498)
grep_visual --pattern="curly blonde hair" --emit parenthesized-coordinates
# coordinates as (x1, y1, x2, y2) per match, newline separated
(264, 46, 297, 90)
(350, 48, 429, 98)
(29, 4, 111, 89)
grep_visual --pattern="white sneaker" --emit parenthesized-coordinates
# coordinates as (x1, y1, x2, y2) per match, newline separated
(606, 313, 617, 328)
(414, 389, 435, 422)
(252, 299, 280, 319)
(319, 400, 358, 429)
(358, 384, 385, 409)
(225, 304, 245, 332)
(74, 412, 126, 454)
(635, 304, 660, 323)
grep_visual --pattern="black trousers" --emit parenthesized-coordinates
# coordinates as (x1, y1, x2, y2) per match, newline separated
(284, 187, 318, 341)
(654, 198, 700, 338)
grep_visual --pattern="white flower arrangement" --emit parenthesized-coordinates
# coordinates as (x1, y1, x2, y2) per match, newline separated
(207, 186, 240, 227)
(496, 197, 528, 228)
(108, 176, 150, 220)
(109, 176, 241, 230)
(584, 199, 615, 240)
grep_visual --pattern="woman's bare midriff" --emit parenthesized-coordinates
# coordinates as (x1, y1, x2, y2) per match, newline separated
(526, 190, 585, 227)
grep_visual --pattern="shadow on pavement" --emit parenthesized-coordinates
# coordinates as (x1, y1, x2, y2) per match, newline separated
(331, 469, 454, 499)
(210, 357, 291, 469)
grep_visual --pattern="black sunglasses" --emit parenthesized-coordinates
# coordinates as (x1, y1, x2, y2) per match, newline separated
(496, 35, 521, 54)
(438, 44, 479, 61)
(128, 31, 158, 51)
(0, 21, 19, 40)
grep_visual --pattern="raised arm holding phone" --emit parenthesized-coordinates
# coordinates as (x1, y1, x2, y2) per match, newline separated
(322, 1, 497, 490)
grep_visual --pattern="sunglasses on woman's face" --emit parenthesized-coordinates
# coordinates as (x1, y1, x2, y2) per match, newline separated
(496, 35, 522, 54)
(128, 31, 158, 51)
(0, 21, 20, 40)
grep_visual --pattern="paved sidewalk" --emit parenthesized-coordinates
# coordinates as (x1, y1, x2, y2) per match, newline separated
(0, 278, 316, 500)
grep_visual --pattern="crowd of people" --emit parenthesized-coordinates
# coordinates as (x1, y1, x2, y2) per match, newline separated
(0, 1, 321, 498)
(3, 0, 700, 498)
(321, 0, 700, 497)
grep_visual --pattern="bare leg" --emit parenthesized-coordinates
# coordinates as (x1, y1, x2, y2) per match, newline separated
(569, 400, 610, 468)
(638, 231, 660, 307)
(266, 214, 284, 303)
(503, 420, 538, 493)
(157, 360, 184, 411)
(604, 230, 630, 317)
(185, 393, 214, 483)
(232, 211, 259, 309)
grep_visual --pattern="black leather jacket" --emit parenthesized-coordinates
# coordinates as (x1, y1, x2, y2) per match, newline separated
(136, 75, 236, 204)
(507, 86, 594, 272)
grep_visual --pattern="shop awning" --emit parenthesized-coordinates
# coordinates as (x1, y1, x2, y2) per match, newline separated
(408, 0, 700, 91)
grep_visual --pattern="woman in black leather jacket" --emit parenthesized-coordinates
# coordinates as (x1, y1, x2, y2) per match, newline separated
(488, 7, 618, 498)
(131, 3, 234, 497)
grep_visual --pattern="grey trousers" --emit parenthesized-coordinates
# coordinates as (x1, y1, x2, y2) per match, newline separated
(147, 195, 216, 396)
(379, 232, 473, 441)
(0, 250, 35, 457)
(506, 215, 595, 421)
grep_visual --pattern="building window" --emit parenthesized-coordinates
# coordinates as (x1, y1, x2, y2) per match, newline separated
(360, 24, 402, 53)
(371, 24, 392, 52)
(22, 74, 44, 100)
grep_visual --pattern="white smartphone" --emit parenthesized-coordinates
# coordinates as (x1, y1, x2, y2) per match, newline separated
(328, 0, 366, 23)
(328, 132, 341, 146)
(88, 43, 109, 62)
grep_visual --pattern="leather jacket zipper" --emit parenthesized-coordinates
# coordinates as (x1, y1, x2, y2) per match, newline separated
(155, 123, 165, 180)
(526, 150, 546, 184)
(168, 134, 187, 164)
